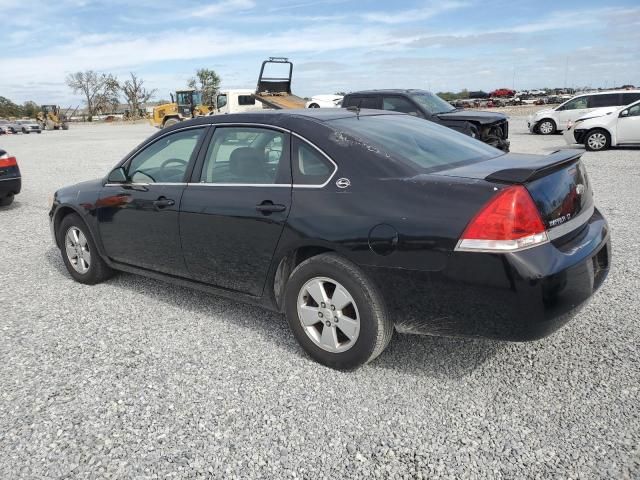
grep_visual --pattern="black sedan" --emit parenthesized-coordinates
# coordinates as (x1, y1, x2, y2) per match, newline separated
(50, 110, 610, 369)
(0, 149, 21, 206)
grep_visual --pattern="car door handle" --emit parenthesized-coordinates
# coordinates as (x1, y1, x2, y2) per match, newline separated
(153, 197, 175, 209)
(256, 201, 286, 214)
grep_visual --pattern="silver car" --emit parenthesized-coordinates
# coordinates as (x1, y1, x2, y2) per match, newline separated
(0, 119, 19, 134)
(15, 119, 42, 134)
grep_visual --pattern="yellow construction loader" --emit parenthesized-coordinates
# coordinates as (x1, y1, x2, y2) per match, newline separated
(150, 89, 212, 128)
(37, 105, 69, 130)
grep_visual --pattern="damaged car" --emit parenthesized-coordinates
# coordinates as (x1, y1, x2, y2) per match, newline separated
(342, 89, 510, 151)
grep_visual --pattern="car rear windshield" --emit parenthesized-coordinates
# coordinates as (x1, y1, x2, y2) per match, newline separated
(328, 114, 502, 172)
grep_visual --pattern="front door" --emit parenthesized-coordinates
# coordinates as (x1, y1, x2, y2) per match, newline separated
(97, 127, 207, 275)
(180, 125, 292, 296)
(617, 103, 640, 144)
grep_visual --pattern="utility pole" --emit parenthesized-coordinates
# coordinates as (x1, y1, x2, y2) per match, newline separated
(563, 57, 568, 90)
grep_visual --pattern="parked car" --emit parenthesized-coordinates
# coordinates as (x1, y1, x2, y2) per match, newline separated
(528, 90, 640, 135)
(16, 119, 42, 134)
(0, 149, 21, 206)
(306, 95, 343, 108)
(342, 89, 510, 151)
(563, 99, 640, 151)
(489, 88, 516, 98)
(0, 119, 19, 134)
(50, 110, 610, 369)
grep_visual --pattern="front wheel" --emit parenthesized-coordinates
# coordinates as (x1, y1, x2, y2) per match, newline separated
(308, 103, 320, 108)
(284, 253, 393, 370)
(58, 213, 114, 285)
(585, 129, 610, 151)
(537, 119, 556, 135)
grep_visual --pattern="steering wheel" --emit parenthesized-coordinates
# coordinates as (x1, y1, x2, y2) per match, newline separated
(161, 158, 188, 169)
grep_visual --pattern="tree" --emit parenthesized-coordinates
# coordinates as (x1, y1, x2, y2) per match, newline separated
(0, 96, 22, 117)
(22, 101, 40, 118)
(187, 68, 221, 105)
(121, 72, 156, 119)
(66, 70, 120, 121)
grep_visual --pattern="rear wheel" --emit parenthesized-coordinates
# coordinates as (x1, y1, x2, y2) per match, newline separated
(0, 194, 14, 207)
(163, 117, 180, 128)
(585, 129, 610, 151)
(537, 119, 556, 135)
(308, 103, 320, 108)
(58, 213, 114, 285)
(284, 253, 393, 370)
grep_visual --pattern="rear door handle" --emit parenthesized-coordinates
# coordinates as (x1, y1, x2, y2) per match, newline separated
(153, 197, 175, 209)
(256, 201, 286, 214)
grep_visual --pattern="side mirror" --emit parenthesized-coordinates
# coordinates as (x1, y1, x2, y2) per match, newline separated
(107, 167, 127, 183)
(620, 109, 629, 118)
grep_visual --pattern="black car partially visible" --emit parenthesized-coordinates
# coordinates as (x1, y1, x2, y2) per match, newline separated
(342, 89, 510, 151)
(0, 149, 21, 206)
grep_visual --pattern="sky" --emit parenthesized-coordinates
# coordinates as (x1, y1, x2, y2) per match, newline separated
(1, 0, 639, 106)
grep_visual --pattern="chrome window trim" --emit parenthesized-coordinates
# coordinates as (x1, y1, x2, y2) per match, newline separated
(0, 176, 21, 182)
(104, 182, 186, 187)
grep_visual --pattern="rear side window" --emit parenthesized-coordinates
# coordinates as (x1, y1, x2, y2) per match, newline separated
(344, 96, 380, 109)
(329, 115, 500, 173)
(622, 92, 640, 105)
(561, 96, 588, 110)
(238, 95, 255, 106)
(588, 94, 620, 108)
(292, 138, 335, 185)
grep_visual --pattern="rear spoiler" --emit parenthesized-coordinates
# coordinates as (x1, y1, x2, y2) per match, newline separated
(485, 149, 583, 184)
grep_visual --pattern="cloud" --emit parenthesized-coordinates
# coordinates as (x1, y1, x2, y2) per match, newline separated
(362, 1, 469, 24)
(190, 0, 255, 18)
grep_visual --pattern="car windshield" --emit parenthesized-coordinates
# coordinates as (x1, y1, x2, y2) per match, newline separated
(328, 114, 502, 173)
(410, 92, 456, 114)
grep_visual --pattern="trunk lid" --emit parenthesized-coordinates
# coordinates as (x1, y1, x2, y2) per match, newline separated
(434, 150, 593, 234)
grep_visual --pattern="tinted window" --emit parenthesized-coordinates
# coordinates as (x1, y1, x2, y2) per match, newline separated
(344, 96, 380, 109)
(622, 92, 640, 105)
(328, 115, 501, 172)
(625, 103, 640, 117)
(127, 128, 204, 183)
(561, 96, 588, 110)
(588, 94, 619, 108)
(238, 95, 256, 106)
(410, 92, 455, 114)
(200, 127, 289, 184)
(382, 96, 422, 117)
(292, 138, 334, 185)
(217, 94, 227, 109)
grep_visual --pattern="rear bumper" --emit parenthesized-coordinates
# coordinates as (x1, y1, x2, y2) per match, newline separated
(0, 177, 21, 197)
(366, 208, 610, 341)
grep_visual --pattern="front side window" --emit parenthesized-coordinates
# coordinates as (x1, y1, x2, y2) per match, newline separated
(560, 96, 588, 110)
(217, 94, 228, 109)
(588, 94, 619, 108)
(410, 92, 455, 115)
(127, 128, 204, 183)
(200, 127, 290, 184)
(292, 138, 335, 185)
(624, 103, 640, 117)
(382, 96, 423, 117)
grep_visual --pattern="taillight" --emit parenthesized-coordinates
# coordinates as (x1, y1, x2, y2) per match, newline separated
(456, 185, 548, 252)
(0, 153, 17, 168)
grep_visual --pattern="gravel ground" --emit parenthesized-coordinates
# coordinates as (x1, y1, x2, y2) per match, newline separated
(1, 118, 638, 479)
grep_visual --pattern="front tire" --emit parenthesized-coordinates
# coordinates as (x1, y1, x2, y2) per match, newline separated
(58, 213, 114, 285)
(308, 103, 320, 108)
(585, 129, 610, 151)
(284, 253, 393, 370)
(537, 119, 556, 135)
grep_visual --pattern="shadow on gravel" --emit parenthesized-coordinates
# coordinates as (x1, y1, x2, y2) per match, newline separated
(0, 200, 22, 211)
(45, 246, 503, 377)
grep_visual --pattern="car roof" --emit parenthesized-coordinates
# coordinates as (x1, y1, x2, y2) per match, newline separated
(171, 108, 402, 129)
(575, 89, 640, 96)
(345, 89, 428, 95)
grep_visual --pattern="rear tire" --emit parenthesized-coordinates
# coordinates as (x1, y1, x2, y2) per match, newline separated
(58, 213, 114, 285)
(537, 119, 556, 135)
(163, 117, 180, 128)
(585, 129, 610, 151)
(0, 194, 14, 207)
(308, 103, 320, 108)
(284, 253, 393, 370)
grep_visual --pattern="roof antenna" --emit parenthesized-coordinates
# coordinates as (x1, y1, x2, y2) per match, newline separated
(346, 105, 360, 119)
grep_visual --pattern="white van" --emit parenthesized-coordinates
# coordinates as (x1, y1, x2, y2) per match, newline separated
(211, 89, 269, 115)
(528, 90, 640, 134)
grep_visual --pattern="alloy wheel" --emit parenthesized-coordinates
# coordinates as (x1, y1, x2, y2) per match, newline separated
(65, 226, 91, 274)
(587, 132, 607, 150)
(539, 121, 554, 134)
(297, 277, 360, 353)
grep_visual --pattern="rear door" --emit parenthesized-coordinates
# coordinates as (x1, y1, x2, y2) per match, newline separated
(556, 95, 590, 127)
(617, 103, 640, 144)
(180, 125, 292, 296)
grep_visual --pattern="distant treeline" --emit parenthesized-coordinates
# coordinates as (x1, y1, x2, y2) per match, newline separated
(0, 97, 40, 118)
